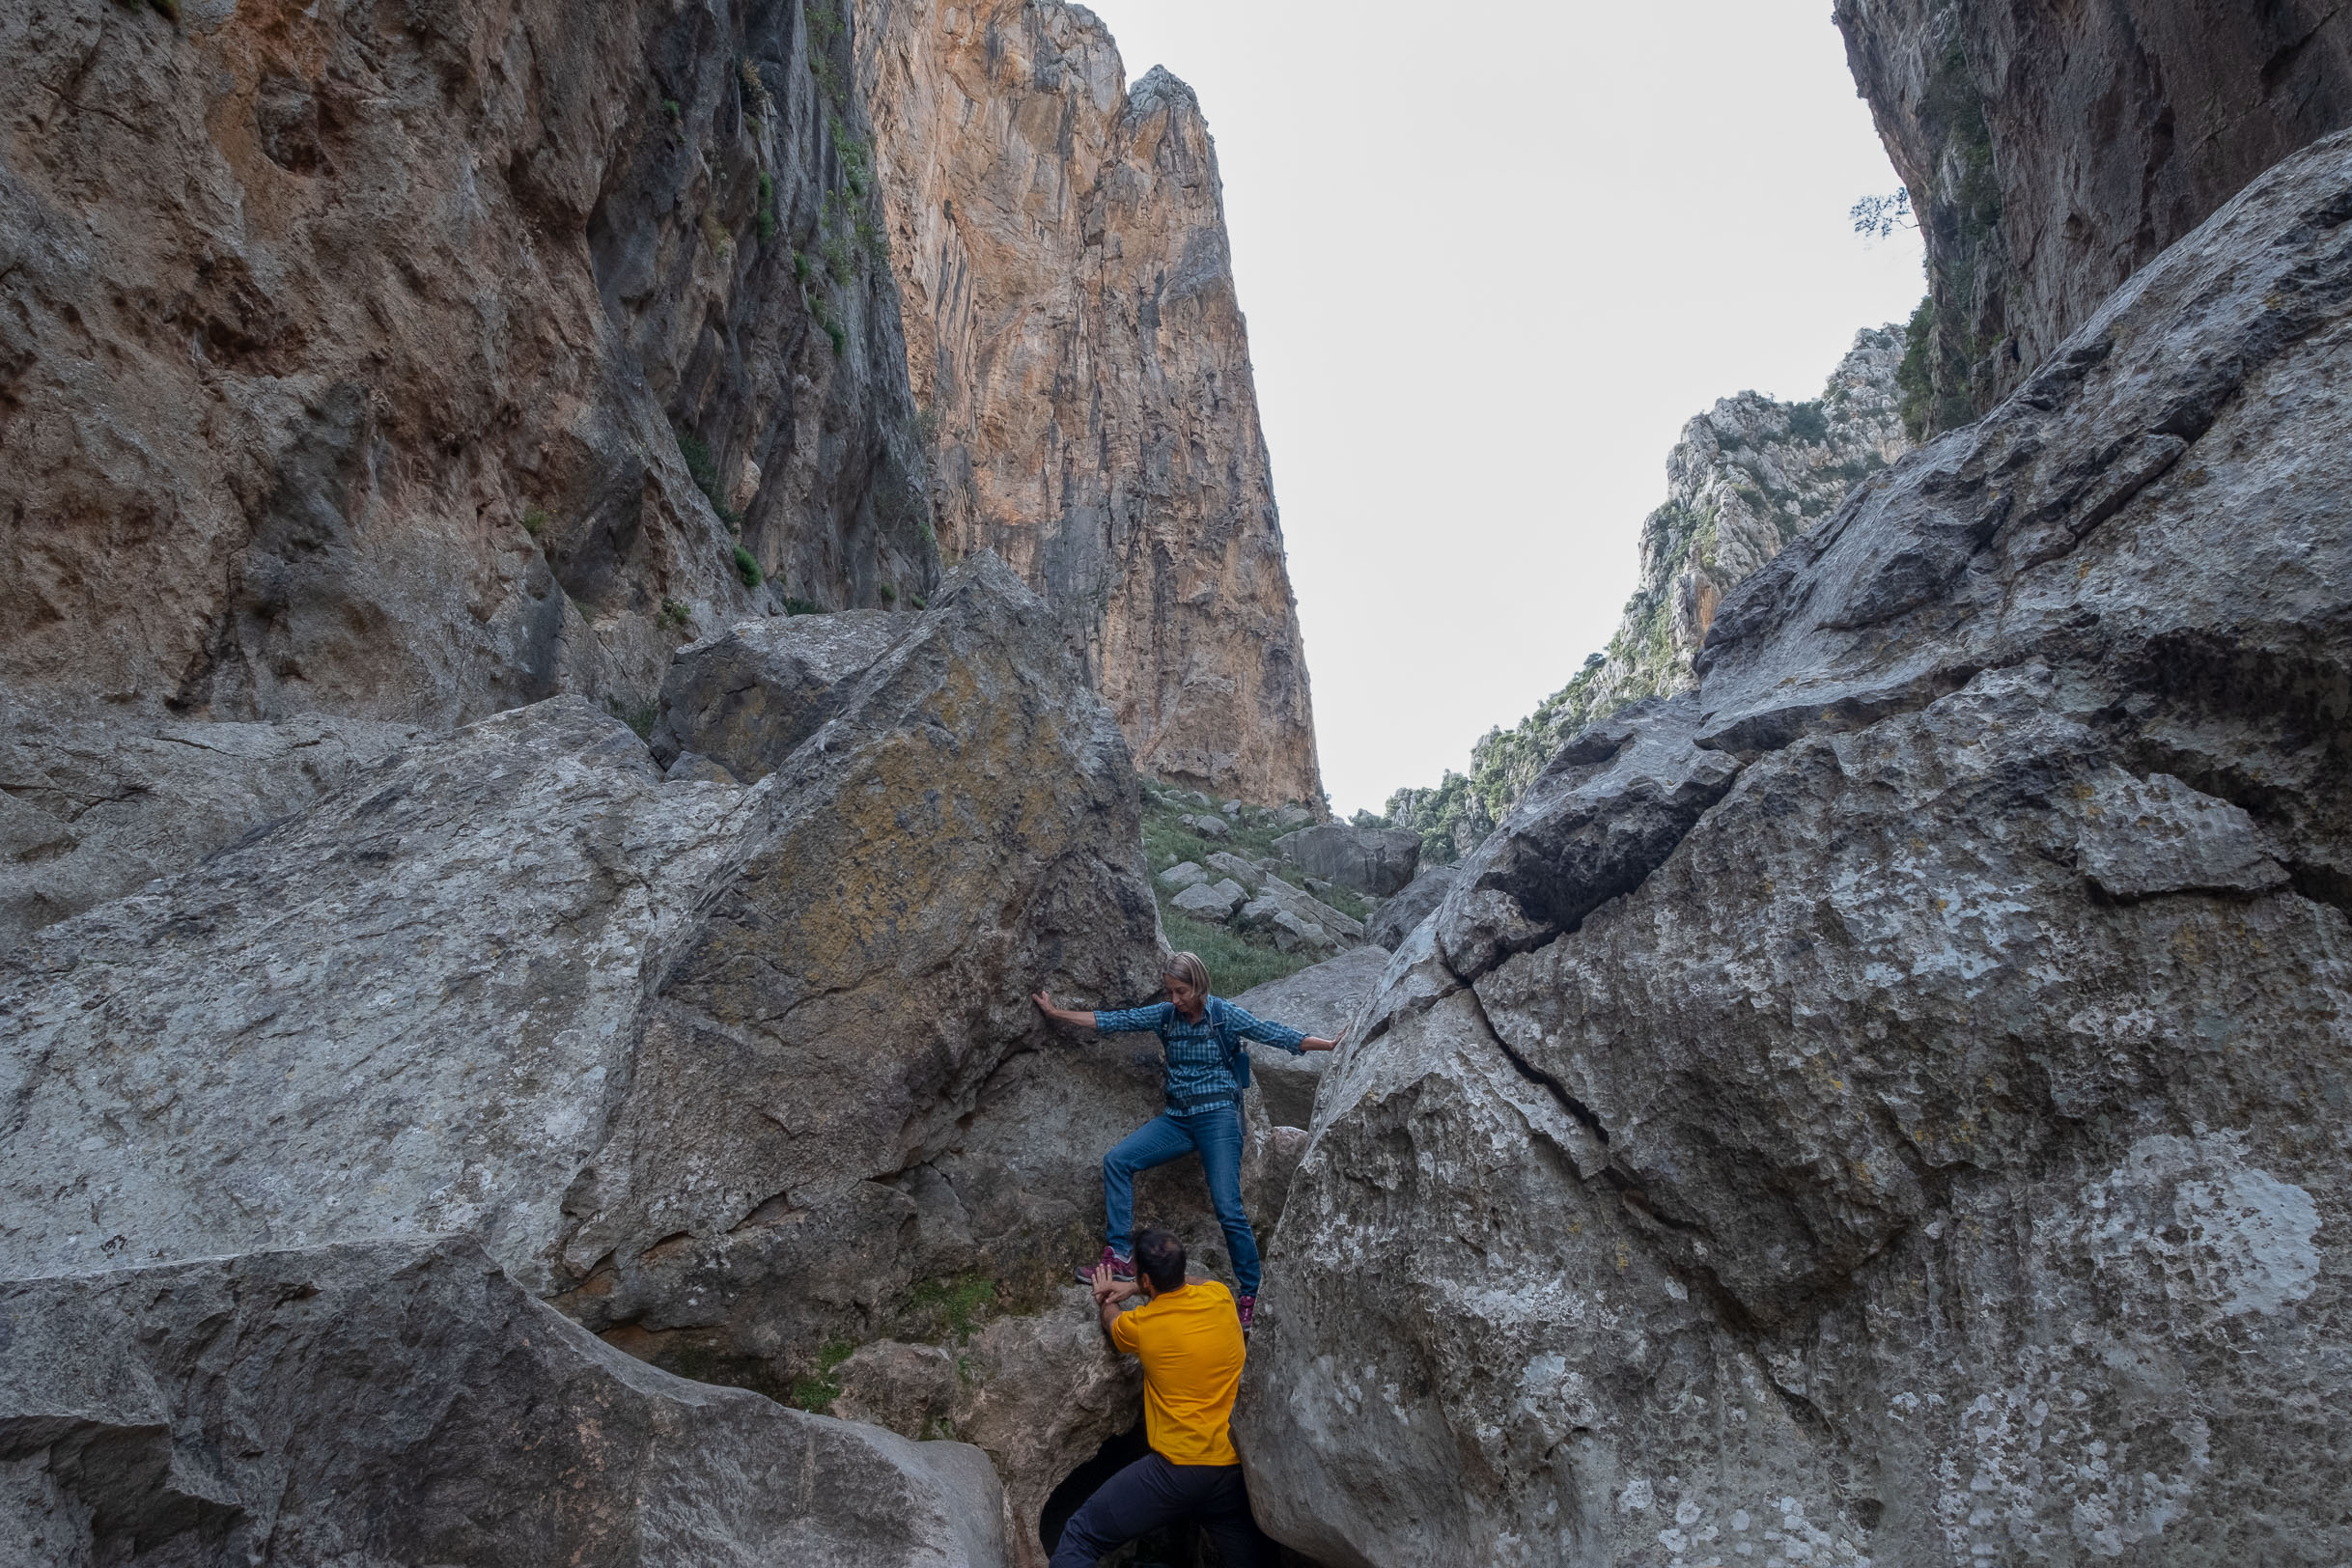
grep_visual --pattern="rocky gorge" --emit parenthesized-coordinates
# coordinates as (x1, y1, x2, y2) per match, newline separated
(5, 4, 2351, 1568)
(1385, 326, 1913, 863)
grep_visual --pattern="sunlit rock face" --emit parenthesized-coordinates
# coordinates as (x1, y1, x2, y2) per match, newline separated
(1240, 130, 2352, 1568)
(857, 0, 1323, 807)
(1836, 0, 2352, 431)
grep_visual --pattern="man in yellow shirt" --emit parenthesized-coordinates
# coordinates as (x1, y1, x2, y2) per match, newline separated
(1049, 1228, 1272, 1567)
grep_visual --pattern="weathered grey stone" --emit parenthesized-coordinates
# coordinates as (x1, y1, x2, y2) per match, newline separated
(1236, 898, 1333, 956)
(1273, 805, 1316, 827)
(1157, 860, 1209, 891)
(1230, 946, 1387, 1128)
(1244, 130, 2352, 1567)
(661, 749, 743, 785)
(1205, 850, 1267, 886)
(834, 1340, 964, 1438)
(1273, 823, 1420, 896)
(0, 695, 427, 953)
(648, 610, 906, 777)
(0, 1235, 1008, 1567)
(1364, 863, 1460, 950)
(1178, 812, 1230, 839)
(1258, 873, 1366, 943)
(2076, 770, 2291, 902)
(0, 555, 1165, 1398)
(1170, 879, 1245, 922)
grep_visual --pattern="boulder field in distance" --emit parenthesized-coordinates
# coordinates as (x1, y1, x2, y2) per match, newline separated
(1241, 127, 2352, 1567)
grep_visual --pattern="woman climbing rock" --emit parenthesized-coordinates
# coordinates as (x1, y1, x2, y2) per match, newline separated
(1031, 950, 1344, 1332)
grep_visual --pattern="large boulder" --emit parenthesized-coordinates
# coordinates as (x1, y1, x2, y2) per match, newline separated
(1273, 823, 1420, 897)
(0, 1235, 1006, 1567)
(648, 610, 908, 778)
(0, 694, 426, 952)
(1231, 946, 1388, 1128)
(0, 554, 1165, 1392)
(1363, 863, 1461, 950)
(1242, 133, 2352, 1565)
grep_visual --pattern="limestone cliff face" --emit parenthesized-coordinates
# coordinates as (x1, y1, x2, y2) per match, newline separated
(1387, 327, 1909, 860)
(1836, 0, 2352, 432)
(0, 0, 934, 731)
(854, 0, 1323, 807)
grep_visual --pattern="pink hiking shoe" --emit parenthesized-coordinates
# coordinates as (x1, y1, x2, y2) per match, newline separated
(1076, 1246, 1135, 1286)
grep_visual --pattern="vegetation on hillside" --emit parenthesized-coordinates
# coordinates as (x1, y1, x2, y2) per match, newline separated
(1136, 783, 1367, 994)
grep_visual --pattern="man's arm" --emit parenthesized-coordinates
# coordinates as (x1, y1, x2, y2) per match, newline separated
(1089, 1264, 1139, 1337)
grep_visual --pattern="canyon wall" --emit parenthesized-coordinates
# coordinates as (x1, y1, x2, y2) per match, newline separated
(1245, 126, 2352, 1568)
(1386, 327, 1909, 861)
(0, 0, 934, 734)
(1837, 0, 2352, 432)
(855, 0, 1323, 807)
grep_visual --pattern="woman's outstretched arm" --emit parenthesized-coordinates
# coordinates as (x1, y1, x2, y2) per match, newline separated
(1032, 991, 1098, 1029)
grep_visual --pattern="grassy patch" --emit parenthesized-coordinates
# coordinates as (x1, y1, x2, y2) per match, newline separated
(521, 507, 547, 537)
(674, 427, 741, 527)
(903, 1273, 998, 1343)
(604, 694, 658, 740)
(791, 1340, 854, 1414)
(658, 598, 691, 630)
(1135, 788, 1357, 993)
(731, 544, 763, 588)
(782, 596, 822, 615)
(756, 171, 777, 241)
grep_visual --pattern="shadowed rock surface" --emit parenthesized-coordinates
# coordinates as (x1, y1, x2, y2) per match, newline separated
(1241, 129, 2352, 1568)
(1274, 825, 1421, 898)
(1364, 865, 1460, 951)
(0, 1236, 1007, 1567)
(857, 0, 1322, 805)
(1838, 0, 2352, 429)
(648, 609, 908, 778)
(0, 0, 934, 732)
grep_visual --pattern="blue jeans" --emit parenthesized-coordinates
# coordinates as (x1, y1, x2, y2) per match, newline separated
(1103, 1107, 1260, 1297)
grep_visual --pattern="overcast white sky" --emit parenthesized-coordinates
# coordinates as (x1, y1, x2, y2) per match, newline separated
(1079, 0, 1928, 816)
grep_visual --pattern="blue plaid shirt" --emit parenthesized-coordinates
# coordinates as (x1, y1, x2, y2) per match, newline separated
(1092, 997, 1309, 1115)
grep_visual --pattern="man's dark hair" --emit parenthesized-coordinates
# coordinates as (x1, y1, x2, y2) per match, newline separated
(1134, 1228, 1187, 1293)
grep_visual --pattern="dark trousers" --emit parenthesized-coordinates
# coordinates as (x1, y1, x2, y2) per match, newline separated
(1048, 1451, 1270, 1568)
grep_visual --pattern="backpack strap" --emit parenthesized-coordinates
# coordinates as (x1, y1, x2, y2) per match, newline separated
(1206, 996, 1250, 1091)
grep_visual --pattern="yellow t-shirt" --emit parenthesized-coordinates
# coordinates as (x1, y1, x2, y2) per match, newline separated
(1109, 1279, 1245, 1466)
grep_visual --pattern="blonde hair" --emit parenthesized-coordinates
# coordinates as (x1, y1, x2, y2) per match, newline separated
(1162, 951, 1212, 999)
